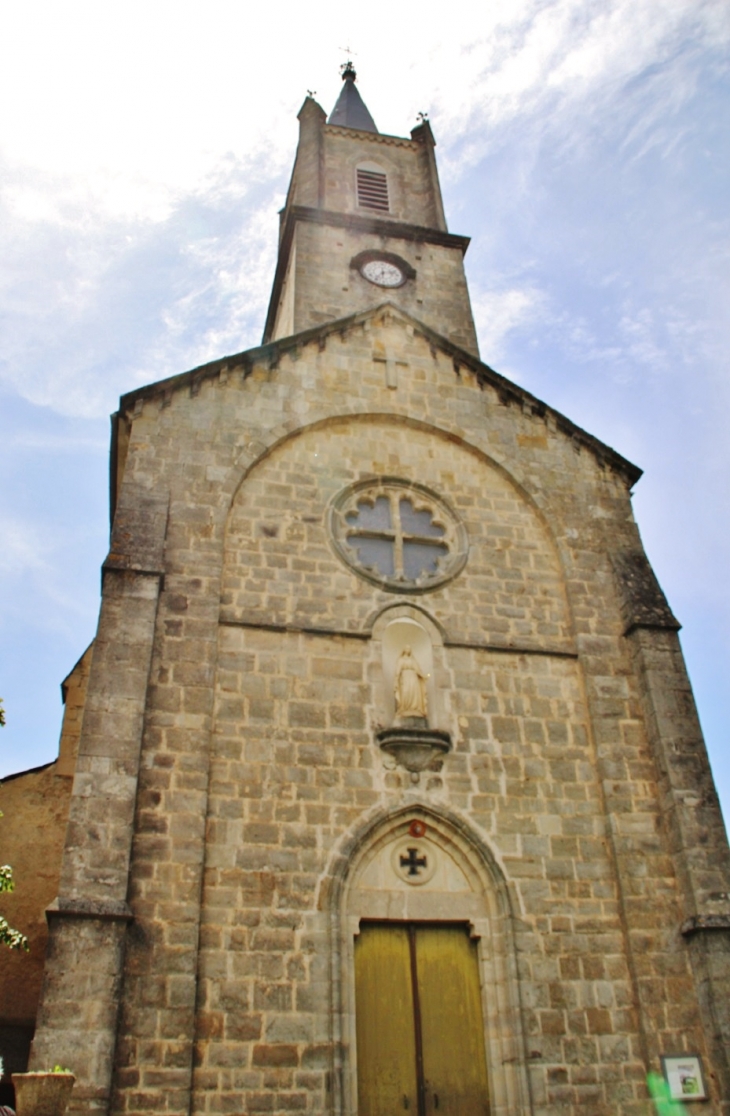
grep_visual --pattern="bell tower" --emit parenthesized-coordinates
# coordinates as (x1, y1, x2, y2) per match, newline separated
(265, 63, 480, 356)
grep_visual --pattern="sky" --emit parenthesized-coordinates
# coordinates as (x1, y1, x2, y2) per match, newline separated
(0, 0, 728, 826)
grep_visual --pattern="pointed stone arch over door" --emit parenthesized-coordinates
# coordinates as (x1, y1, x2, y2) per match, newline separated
(332, 807, 532, 1116)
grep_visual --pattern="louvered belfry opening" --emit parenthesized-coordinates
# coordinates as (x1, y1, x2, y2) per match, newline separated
(357, 168, 389, 212)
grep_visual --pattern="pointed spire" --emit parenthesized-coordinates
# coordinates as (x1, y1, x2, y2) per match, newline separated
(327, 62, 378, 134)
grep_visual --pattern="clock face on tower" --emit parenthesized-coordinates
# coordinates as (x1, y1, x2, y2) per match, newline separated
(360, 258, 406, 288)
(351, 250, 416, 291)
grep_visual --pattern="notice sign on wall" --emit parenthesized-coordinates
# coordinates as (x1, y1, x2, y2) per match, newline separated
(661, 1055, 708, 1100)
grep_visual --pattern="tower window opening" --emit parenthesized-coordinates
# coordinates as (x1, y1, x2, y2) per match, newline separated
(356, 168, 389, 212)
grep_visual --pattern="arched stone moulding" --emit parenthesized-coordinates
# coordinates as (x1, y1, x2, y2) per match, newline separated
(223, 413, 574, 589)
(220, 413, 575, 655)
(322, 803, 533, 1116)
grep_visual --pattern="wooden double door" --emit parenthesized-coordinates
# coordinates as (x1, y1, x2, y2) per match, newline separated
(354, 922, 490, 1116)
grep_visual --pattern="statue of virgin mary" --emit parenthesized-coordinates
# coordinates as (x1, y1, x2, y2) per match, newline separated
(394, 646, 428, 721)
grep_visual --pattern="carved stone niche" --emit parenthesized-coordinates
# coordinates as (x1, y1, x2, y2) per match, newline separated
(375, 614, 451, 776)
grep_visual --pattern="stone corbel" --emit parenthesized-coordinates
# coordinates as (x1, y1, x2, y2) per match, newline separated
(681, 914, 730, 937)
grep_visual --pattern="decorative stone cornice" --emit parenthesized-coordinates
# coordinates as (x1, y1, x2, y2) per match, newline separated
(115, 302, 643, 490)
(46, 897, 133, 923)
(324, 124, 415, 148)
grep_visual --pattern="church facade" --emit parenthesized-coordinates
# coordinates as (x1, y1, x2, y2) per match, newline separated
(14, 67, 730, 1115)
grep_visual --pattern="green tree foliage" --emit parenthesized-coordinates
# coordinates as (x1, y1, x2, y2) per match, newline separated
(0, 862, 29, 951)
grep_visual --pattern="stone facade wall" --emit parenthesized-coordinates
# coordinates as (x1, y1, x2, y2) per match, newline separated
(322, 129, 435, 227)
(288, 221, 478, 354)
(27, 306, 730, 1115)
(0, 646, 91, 1071)
(195, 619, 693, 1114)
(0, 764, 72, 1027)
(290, 115, 443, 229)
(221, 418, 571, 647)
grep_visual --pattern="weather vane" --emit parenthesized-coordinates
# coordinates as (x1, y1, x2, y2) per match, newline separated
(417, 111, 429, 122)
(339, 44, 358, 79)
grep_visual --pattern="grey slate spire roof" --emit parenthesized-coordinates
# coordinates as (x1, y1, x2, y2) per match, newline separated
(327, 62, 378, 133)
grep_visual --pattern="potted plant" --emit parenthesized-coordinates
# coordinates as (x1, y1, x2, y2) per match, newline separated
(11, 1066, 75, 1116)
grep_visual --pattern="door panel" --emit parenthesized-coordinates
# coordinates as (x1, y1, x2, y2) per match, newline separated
(355, 924, 419, 1115)
(416, 926, 490, 1116)
(355, 923, 490, 1116)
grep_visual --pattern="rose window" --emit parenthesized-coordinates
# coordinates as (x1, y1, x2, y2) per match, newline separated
(329, 480, 467, 592)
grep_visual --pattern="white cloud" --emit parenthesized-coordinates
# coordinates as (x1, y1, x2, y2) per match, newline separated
(472, 286, 546, 364)
(0, 1, 725, 223)
(0, 157, 283, 415)
(435, 0, 729, 177)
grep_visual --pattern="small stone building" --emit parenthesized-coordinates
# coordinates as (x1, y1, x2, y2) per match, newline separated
(10, 66, 730, 1115)
(0, 647, 91, 1089)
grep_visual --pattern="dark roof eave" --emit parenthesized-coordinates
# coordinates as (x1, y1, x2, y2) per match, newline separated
(1, 760, 55, 784)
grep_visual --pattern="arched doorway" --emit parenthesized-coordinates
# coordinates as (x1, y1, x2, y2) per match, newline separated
(333, 807, 532, 1116)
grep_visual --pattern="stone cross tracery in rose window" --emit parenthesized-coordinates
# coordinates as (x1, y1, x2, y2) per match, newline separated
(345, 493, 448, 582)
